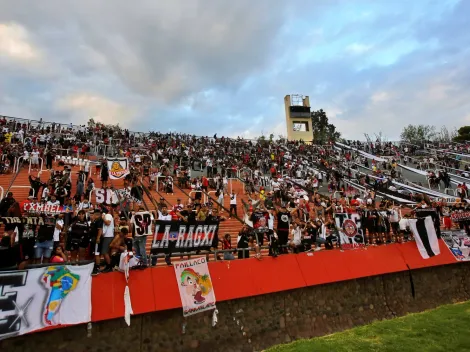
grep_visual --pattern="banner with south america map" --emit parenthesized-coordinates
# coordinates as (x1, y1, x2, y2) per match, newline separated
(0, 263, 93, 340)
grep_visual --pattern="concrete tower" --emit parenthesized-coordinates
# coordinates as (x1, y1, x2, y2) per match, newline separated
(284, 94, 312, 142)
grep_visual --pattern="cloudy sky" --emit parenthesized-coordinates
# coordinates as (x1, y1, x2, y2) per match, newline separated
(0, 0, 468, 140)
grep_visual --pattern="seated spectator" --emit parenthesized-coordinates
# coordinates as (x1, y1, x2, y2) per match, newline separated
(220, 234, 235, 261)
(50, 246, 67, 263)
(0, 236, 21, 270)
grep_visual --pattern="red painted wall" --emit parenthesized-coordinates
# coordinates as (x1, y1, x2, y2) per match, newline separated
(91, 240, 457, 322)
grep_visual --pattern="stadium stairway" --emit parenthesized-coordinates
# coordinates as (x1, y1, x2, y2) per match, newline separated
(0, 161, 251, 264)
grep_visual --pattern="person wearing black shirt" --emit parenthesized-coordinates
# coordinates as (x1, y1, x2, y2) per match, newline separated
(90, 209, 104, 275)
(55, 186, 67, 205)
(0, 192, 15, 217)
(276, 204, 291, 254)
(205, 208, 225, 259)
(250, 208, 269, 246)
(0, 236, 24, 270)
(46, 150, 54, 170)
(237, 225, 250, 259)
(178, 204, 197, 222)
(131, 182, 144, 202)
(100, 160, 109, 188)
(66, 210, 91, 262)
(29, 175, 44, 199)
(34, 216, 56, 264)
(143, 162, 150, 181)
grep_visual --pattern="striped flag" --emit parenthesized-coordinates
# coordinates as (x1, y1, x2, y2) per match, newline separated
(408, 216, 440, 259)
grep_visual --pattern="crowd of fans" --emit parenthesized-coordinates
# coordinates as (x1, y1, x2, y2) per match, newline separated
(0, 116, 469, 274)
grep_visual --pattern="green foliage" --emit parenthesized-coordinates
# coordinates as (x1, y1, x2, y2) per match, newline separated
(454, 126, 470, 142)
(311, 109, 341, 144)
(268, 301, 470, 352)
(400, 125, 458, 143)
(87, 118, 95, 128)
(400, 124, 436, 142)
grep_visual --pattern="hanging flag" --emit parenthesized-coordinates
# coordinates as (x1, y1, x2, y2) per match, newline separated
(334, 212, 365, 249)
(0, 263, 93, 341)
(107, 158, 130, 179)
(408, 216, 440, 259)
(174, 257, 216, 317)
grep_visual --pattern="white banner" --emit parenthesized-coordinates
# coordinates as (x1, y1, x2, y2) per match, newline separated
(442, 231, 470, 261)
(107, 158, 130, 180)
(174, 257, 216, 317)
(94, 188, 142, 205)
(335, 212, 366, 249)
(0, 263, 93, 340)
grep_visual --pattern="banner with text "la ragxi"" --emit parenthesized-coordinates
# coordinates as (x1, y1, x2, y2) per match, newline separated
(0, 263, 93, 341)
(151, 220, 219, 253)
(174, 257, 216, 317)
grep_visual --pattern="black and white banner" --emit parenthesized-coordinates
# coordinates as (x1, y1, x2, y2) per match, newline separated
(151, 220, 219, 253)
(94, 188, 142, 205)
(0, 263, 93, 341)
(334, 212, 366, 249)
(407, 216, 440, 259)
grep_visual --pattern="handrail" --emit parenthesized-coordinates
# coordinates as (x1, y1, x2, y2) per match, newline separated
(173, 180, 247, 226)
(188, 190, 207, 204)
(14, 156, 24, 173)
(10, 186, 35, 198)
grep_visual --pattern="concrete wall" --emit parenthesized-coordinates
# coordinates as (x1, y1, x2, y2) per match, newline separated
(284, 95, 313, 142)
(3, 262, 470, 352)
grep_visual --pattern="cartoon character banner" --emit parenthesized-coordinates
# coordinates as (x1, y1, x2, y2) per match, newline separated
(174, 257, 216, 317)
(107, 158, 130, 180)
(0, 263, 93, 341)
(335, 212, 366, 249)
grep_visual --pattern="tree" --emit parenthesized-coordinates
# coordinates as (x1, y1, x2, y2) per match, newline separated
(87, 118, 95, 128)
(453, 126, 470, 142)
(400, 124, 436, 143)
(311, 109, 341, 144)
(435, 126, 457, 143)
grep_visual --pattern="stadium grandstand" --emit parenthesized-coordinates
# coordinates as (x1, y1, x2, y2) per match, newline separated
(0, 113, 469, 275)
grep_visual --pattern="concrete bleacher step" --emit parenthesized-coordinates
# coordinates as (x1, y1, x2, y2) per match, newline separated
(1, 162, 251, 265)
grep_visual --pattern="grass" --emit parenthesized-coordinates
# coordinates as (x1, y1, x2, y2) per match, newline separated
(266, 301, 470, 352)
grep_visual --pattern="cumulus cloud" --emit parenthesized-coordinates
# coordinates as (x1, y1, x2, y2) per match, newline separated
(0, 22, 40, 62)
(0, 0, 468, 139)
(56, 93, 140, 126)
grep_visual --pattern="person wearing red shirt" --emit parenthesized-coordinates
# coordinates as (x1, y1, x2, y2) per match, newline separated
(201, 176, 209, 192)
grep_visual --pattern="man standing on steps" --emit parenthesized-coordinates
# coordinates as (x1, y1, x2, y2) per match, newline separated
(229, 190, 239, 219)
(99, 212, 115, 273)
(90, 209, 103, 276)
(157, 205, 173, 266)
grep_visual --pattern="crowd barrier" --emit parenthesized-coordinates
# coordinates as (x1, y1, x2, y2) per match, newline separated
(90, 239, 456, 322)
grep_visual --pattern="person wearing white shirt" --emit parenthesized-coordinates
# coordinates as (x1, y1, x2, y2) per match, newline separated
(53, 215, 64, 247)
(41, 187, 50, 202)
(131, 208, 154, 265)
(156, 206, 174, 265)
(99, 213, 115, 272)
(31, 149, 40, 170)
(229, 191, 238, 219)
(158, 206, 172, 221)
(289, 222, 302, 252)
(46, 197, 60, 207)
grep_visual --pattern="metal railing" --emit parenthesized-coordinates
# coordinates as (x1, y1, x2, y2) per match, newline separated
(10, 186, 35, 198)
